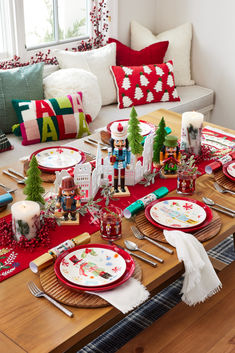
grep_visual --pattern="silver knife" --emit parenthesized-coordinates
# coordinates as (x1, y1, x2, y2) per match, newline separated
(209, 205, 235, 218)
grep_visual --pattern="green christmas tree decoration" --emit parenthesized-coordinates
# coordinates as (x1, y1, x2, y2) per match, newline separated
(23, 155, 45, 204)
(153, 117, 167, 164)
(127, 106, 143, 156)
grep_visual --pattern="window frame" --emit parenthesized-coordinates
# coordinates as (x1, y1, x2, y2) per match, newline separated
(12, 0, 90, 58)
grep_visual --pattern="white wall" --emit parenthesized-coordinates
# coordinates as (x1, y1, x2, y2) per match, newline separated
(154, 0, 235, 129)
(118, 0, 156, 45)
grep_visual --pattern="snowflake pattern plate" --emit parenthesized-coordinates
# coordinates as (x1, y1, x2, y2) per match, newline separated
(30, 146, 86, 172)
(107, 119, 156, 137)
(59, 247, 127, 287)
(149, 199, 207, 229)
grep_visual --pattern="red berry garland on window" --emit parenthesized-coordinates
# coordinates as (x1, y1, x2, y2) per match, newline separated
(0, 0, 109, 69)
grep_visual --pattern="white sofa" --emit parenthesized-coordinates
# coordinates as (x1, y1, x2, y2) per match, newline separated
(2, 83, 214, 166)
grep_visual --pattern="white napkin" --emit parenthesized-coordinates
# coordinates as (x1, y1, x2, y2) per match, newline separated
(87, 278, 150, 314)
(164, 230, 222, 306)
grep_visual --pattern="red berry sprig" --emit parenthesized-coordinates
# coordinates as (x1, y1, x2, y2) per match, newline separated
(0, 216, 57, 251)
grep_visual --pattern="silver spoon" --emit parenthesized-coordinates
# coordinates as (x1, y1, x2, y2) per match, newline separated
(124, 240, 164, 263)
(203, 197, 235, 214)
(131, 226, 173, 255)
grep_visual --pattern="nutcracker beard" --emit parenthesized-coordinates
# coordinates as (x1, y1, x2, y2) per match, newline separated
(114, 168, 126, 193)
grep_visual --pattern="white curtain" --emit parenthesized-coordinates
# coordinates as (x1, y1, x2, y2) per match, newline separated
(89, 0, 118, 48)
(0, 0, 15, 59)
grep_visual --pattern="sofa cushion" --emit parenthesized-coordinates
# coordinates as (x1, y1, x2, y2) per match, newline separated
(12, 93, 90, 145)
(54, 43, 117, 106)
(0, 63, 44, 134)
(131, 21, 194, 87)
(0, 129, 13, 152)
(89, 85, 214, 132)
(43, 68, 102, 122)
(111, 62, 179, 109)
(2, 85, 214, 166)
(108, 38, 169, 66)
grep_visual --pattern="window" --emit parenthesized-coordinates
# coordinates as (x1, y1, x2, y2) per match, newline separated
(0, 0, 15, 58)
(0, 0, 90, 60)
(23, 0, 89, 49)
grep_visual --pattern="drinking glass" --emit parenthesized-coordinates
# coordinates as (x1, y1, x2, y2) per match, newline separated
(99, 205, 122, 242)
(177, 170, 197, 195)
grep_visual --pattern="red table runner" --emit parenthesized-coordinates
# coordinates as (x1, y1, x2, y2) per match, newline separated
(1, 123, 234, 282)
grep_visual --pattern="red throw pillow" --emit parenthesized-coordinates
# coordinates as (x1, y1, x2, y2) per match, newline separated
(108, 38, 169, 66)
(110, 61, 180, 109)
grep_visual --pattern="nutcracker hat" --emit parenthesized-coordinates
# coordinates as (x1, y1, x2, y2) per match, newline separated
(110, 122, 128, 140)
(60, 176, 78, 191)
(163, 135, 178, 147)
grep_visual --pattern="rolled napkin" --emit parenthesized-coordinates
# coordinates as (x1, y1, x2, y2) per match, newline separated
(87, 278, 150, 314)
(164, 230, 222, 306)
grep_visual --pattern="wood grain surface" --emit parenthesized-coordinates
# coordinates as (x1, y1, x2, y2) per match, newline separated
(0, 109, 234, 353)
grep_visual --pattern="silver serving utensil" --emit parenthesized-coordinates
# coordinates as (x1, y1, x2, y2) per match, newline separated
(8, 168, 26, 179)
(214, 182, 235, 195)
(3, 170, 26, 184)
(28, 281, 73, 317)
(112, 243, 157, 267)
(87, 138, 109, 147)
(131, 226, 174, 255)
(203, 197, 235, 214)
(124, 240, 164, 263)
(0, 183, 16, 193)
(84, 140, 108, 150)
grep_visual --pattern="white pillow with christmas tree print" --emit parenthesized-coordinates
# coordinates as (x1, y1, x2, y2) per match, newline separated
(110, 61, 180, 109)
(131, 21, 194, 87)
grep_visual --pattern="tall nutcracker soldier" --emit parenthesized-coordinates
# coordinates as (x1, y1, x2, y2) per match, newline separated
(109, 122, 131, 195)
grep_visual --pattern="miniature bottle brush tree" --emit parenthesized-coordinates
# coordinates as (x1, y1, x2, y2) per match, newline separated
(23, 155, 45, 205)
(153, 117, 167, 165)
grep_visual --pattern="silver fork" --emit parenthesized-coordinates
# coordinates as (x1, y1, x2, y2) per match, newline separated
(27, 281, 73, 317)
(214, 182, 235, 195)
(3, 170, 26, 184)
(131, 226, 174, 254)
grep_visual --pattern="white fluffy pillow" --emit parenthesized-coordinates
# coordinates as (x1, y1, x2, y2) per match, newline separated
(131, 21, 194, 86)
(43, 68, 102, 121)
(54, 43, 117, 106)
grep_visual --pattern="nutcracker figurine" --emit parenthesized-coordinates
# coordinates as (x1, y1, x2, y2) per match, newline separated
(109, 122, 131, 194)
(160, 135, 181, 177)
(56, 176, 81, 222)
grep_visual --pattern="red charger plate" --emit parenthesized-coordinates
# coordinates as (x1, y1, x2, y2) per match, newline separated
(54, 243, 135, 292)
(145, 197, 213, 233)
(30, 146, 86, 173)
(107, 119, 156, 137)
(223, 161, 235, 181)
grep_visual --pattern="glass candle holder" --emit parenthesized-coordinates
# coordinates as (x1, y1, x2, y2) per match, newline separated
(99, 205, 122, 242)
(177, 171, 197, 195)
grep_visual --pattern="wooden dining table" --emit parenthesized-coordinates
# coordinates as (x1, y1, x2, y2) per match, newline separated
(0, 109, 234, 353)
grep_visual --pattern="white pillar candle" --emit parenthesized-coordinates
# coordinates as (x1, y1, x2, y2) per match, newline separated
(11, 201, 40, 241)
(180, 111, 204, 155)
